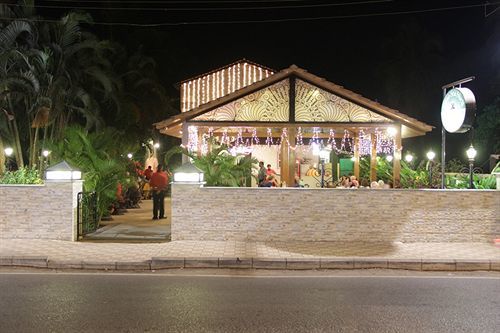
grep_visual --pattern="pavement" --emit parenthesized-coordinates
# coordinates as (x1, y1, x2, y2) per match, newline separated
(0, 197, 499, 271)
(86, 199, 170, 241)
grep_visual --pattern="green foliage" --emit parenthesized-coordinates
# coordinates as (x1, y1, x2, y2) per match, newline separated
(0, 167, 43, 184)
(181, 144, 257, 187)
(446, 173, 496, 190)
(359, 156, 442, 188)
(0, 3, 173, 170)
(445, 158, 466, 173)
(475, 98, 500, 155)
(475, 175, 496, 189)
(48, 126, 132, 218)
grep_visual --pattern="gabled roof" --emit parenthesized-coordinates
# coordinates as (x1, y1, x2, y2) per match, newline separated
(156, 65, 433, 138)
(178, 58, 275, 85)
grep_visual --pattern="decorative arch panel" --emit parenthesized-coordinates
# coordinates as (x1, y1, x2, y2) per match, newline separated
(295, 79, 391, 123)
(192, 80, 289, 122)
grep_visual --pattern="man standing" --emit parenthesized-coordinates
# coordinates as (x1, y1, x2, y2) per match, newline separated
(257, 161, 266, 186)
(144, 166, 153, 180)
(149, 164, 168, 220)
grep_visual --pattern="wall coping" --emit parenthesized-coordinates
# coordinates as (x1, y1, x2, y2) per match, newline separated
(0, 183, 45, 187)
(193, 186, 499, 193)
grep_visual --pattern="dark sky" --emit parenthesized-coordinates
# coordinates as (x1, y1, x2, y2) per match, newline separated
(36, 0, 500, 165)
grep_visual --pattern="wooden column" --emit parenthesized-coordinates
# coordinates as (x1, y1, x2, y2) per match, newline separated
(195, 129, 203, 157)
(393, 124, 402, 188)
(353, 134, 360, 179)
(370, 133, 377, 182)
(181, 121, 189, 163)
(279, 131, 296, 186)
(287, 128, 296, 185)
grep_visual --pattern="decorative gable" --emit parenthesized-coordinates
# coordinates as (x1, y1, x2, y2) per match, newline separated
(180, 60, 274, 112)
(192, 80, 289, 122)
(295, 80, 391, 123)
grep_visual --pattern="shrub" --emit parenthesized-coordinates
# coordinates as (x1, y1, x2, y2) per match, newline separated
(0, 167, 43, 184)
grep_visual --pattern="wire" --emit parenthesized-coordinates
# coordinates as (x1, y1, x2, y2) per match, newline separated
(1, 1, 498, 26)
(39, 0, 371, 3)
(4, 0, 393, 12)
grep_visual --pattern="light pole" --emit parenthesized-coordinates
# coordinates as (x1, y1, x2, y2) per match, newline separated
(426, 150, 435, 187)
(4, 147, 14, 171)
(466, 145, 477, 189)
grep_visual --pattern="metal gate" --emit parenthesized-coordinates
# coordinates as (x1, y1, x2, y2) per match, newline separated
(77, 191, 99, 240)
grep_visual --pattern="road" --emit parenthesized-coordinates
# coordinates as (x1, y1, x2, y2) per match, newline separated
(0, 271, 499, 332)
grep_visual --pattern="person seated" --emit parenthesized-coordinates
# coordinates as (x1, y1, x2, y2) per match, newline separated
(340, 176, 351, 188)
(350, 175, 359, 188)
(261, 175, 278, 187)
(266, 164, 276, 176)
(293, 176, 305, 188)
(142, 181, 151, 200)
(125, 184, 141, 208)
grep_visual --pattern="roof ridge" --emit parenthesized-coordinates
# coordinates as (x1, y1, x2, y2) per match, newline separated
(178, 59, 276, 84)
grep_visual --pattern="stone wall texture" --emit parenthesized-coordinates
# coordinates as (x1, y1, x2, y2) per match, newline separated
(172, 185, 500, 242)
(0, 181, 82, 241)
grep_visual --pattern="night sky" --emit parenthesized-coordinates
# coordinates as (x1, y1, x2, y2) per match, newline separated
(33, 0, 500, 165)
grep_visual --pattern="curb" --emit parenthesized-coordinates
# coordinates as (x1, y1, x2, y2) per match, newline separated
(1, 256, 499, 272)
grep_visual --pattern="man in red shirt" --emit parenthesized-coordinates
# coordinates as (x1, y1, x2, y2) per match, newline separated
(149, 164, 169, 220)
(144, 166, 153, 180)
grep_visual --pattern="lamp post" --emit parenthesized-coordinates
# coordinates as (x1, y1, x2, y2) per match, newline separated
(426, 150, 435, 187)
(173, 162, 204, 184)
(4, 147, 14, 171)
(466, 145, 477, 189)
(318, 148, 331, 188)
(45, 160, 82, 181)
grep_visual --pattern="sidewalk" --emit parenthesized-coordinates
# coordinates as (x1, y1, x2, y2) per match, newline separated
(1, 239, 499, 271)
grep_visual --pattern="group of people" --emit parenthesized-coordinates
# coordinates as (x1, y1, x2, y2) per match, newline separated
(339, 175, 360, 188)
(257, 161, 280, 187)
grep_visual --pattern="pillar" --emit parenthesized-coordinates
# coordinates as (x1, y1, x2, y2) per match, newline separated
(393, 124, 402, 188)
(370, 133, 377, 182)
(279, 128, 296, 186)
(353, 135, 360, 180)
(181, 121, 189, 163)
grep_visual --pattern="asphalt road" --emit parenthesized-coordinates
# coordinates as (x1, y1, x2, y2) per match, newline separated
(0, 271, 499, 333)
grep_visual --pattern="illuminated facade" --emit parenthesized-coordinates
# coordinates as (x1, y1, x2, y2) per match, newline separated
(155, 60, 433, 187)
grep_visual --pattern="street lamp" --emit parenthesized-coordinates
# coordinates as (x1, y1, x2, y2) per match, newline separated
(426, 150, 435, 187)
(466, 145, 477, 189)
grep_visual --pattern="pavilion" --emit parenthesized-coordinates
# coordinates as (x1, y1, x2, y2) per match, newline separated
(154, 59, 432, 187)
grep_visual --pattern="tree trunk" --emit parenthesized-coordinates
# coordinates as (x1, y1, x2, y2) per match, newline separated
(0, 136, 5, 174)
(7, 97, 24, 168)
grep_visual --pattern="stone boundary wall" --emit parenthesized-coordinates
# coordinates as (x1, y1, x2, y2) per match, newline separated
(0, 181, 82, 241)
(172, 185, 500, 242)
